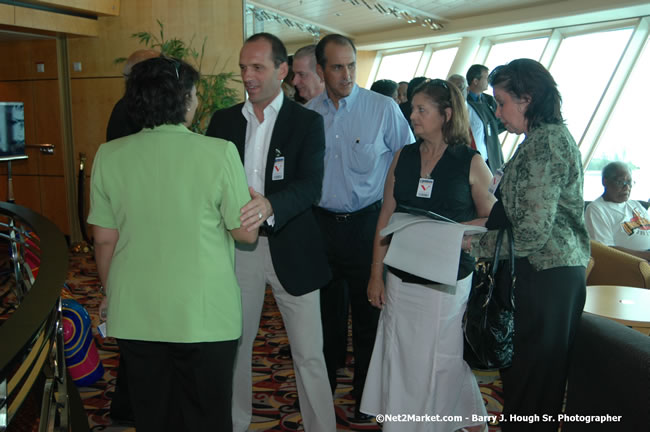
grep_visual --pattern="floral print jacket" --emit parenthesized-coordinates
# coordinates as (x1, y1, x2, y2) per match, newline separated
(470, 122, 591, 271)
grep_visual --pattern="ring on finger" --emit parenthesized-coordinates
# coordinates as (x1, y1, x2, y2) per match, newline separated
(258, 211, 263, 220)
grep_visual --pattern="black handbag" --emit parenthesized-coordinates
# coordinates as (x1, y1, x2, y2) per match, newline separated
(463, 226, 515, 370)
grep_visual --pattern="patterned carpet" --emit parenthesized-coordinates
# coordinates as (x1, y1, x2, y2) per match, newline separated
(9, 251, 505, 431)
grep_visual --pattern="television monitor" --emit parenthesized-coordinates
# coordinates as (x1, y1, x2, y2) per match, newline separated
(0, 102, 27, 161)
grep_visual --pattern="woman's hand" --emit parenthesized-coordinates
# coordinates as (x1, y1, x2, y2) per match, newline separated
(99, 297, 108, 322)
(464, 217, 488, 227)
(367, 275, 386, 309)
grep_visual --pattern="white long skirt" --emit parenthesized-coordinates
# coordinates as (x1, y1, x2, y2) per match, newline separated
(361, 271, 487, 432)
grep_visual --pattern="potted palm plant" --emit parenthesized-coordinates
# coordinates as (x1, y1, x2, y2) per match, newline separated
(116, 20, 240, 133)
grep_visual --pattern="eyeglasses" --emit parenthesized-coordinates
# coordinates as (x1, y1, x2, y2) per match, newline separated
(161, 56, 180, 80)
(610, 179, 635, 188)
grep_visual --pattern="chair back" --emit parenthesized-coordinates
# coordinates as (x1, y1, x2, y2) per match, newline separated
(587, 240, 650, 288)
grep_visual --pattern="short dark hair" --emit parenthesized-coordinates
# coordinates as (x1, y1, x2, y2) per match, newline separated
(370, 79, 398, 98)
(488, 58, 563, 130)
(315, 34, 356, 68)
(246, 32, 288, 67)
(407, 76, 428, 102)
(412, 79, 470, 147)
(126, 56, 199, 129)
(466, 64, 488, 85)
(602, 161, 630, 180)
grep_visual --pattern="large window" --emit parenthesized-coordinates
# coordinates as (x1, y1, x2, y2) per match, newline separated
(585, 36, 650, 201)
(375, 50, 423, 83)
(484, 37, 548, 72)
(483, 37, 549, 159)
(550, 28, 633, 145)
(424, 47, 459, 79)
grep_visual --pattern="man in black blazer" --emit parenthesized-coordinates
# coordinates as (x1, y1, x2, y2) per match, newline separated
(205, 33, 335, 432)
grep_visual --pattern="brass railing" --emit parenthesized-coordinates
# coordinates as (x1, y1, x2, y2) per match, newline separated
(0, 202, 87, 431)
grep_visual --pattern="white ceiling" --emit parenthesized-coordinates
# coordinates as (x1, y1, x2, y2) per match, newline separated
(246, 0, 650, 51)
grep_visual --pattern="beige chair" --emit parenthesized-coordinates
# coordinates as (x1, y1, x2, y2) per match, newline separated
(587, 240, 650, 289)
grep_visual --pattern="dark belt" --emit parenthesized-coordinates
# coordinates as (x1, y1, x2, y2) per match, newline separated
(315, 200, 382, 222)
(259, 224, 271, 237)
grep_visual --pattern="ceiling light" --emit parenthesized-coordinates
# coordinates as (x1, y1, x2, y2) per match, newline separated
(340, 0, 444, 31)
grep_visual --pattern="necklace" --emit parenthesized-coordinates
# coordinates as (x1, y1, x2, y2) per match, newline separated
(420, 143, 447, 179)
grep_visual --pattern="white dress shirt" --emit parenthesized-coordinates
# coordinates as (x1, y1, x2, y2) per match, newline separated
(241, 90, 284, 225)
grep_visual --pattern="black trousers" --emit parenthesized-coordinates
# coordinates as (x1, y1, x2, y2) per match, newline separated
(117, 338, 238, 432)
(500, 259, 586, 432)
(315, 205, 381, 405)
(109, 355, 133, 421)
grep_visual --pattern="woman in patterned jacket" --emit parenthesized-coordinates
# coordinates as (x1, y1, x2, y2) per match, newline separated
(463, 58, 590, 432)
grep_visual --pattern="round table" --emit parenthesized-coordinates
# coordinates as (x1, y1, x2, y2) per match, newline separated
(584, 285, 650, 335)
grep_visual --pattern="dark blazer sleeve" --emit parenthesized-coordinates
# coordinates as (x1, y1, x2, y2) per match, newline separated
(205, 103, 246, 161)
(267, 106, 325, 231)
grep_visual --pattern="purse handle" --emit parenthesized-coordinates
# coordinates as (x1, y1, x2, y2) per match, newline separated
(485, 226, 516, 308)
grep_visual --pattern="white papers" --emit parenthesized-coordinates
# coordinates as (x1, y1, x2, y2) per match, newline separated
(381, 212, 487, 286)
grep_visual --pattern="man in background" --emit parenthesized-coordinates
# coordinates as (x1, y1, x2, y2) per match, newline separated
(397, 80, 408, 104)
(466, 64, 504, 172)
(585, 161, 650, 260)
(291, 44, 325, 103)
(399, 76, 427, 129)
(106, 49, 159, 141)
(306, 33, 414, 422)
(448, 73, 481, 151)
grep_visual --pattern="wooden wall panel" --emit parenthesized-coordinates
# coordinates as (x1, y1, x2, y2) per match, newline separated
(31, 0, 120, 16)
(39, 175, 68, 233)
(0, 175, 41, 213)
(69, 77, 123, 175)
(32, 79, 63, 176)
(67, 0, 245, 177)
(14, 6, 98, 37)
(0, 42, 31, 80)
(67, 0, 244, 78)
(0, 5, 12, 26)
(0, 40, 57, 81)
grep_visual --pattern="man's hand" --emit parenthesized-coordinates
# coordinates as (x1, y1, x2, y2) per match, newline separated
(240, 187, 274, 232)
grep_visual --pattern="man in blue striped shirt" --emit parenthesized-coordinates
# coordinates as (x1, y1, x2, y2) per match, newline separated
(306, 33, 414, 422)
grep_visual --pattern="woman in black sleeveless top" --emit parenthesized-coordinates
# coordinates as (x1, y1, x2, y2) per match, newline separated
(360, 79, 495, 432)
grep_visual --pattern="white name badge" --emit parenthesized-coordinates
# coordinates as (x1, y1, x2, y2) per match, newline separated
(488, 168, 504, 195)
(416, 178, 434, 198)
(272, 157, 285, 181)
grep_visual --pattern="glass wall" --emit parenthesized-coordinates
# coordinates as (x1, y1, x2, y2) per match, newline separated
(585, 36, 650, 201)
(424, 47, 459, 79)
(368, 18, 649, 199)
(375, 50, 423, 83)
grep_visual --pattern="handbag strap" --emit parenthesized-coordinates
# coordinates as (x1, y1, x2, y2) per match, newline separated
(484, 226, 516, 305)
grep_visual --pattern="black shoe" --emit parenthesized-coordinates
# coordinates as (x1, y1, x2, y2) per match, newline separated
(109, 412, 135, 426)
(353, 405, 373, 422)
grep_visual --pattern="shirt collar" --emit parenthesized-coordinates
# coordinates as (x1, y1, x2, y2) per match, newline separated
(320, 83, 359, 114)
(468, 91, 481, 102)
(242, 90, 284, 122)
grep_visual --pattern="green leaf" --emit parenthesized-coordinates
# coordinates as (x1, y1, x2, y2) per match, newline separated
(116, 19, 242, 134)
